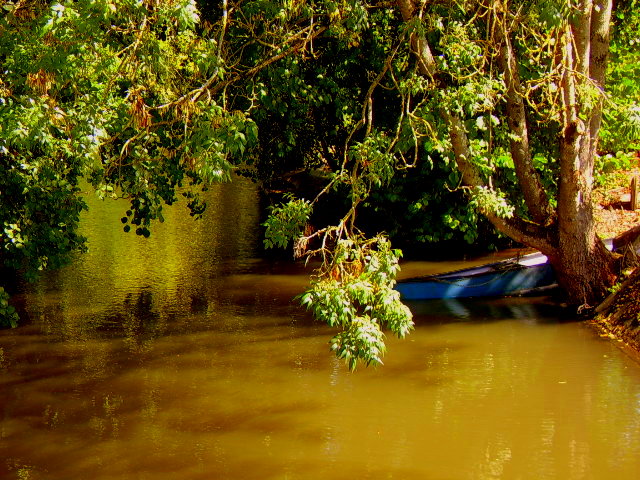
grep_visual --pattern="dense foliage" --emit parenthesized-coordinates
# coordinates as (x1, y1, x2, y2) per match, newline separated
(600, 0, 640, 154)
(1, 0, 258, 255)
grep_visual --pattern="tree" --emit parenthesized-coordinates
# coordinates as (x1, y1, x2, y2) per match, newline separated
(264, 0, 625, 308)
(391, 0, 620, 308)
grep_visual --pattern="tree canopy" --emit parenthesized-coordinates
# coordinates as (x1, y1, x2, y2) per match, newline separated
(1, 0, 640, 367)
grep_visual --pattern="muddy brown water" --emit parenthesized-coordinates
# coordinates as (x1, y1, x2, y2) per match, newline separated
(2, 179, 640, 479)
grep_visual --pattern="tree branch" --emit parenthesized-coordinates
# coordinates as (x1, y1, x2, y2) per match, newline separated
(155, 24, 326, 111)
(586, 0, 612, 160)
(494, 3, 554, 224)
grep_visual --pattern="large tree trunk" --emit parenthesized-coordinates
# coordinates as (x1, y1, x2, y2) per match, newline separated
(551, 0, 617, 306)
(550, 238, 616, 307)
(395, 0, 618, 307)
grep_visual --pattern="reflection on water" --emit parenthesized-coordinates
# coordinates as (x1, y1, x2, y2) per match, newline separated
(2, 177, 640, 479)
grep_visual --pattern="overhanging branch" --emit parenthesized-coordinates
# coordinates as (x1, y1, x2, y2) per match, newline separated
(493, 2, 554, 224)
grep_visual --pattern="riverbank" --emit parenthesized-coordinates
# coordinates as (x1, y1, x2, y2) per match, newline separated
(591, 268, 640, 362)
(592, 162, 640, 357)
(593, 163, 640, 239)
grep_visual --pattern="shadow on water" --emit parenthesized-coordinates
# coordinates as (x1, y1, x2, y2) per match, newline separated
(407, 294, 576, 327)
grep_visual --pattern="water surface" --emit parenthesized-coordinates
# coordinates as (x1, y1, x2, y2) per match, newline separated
(2, 179, 640, 479)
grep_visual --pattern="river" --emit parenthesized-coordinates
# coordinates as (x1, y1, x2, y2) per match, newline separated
(1, 178, 640, 479)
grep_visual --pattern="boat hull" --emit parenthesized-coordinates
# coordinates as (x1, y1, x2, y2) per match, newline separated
(396, 255, 556, 300)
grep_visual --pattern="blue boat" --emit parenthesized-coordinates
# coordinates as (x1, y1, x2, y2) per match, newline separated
(395, 251, 556, 300)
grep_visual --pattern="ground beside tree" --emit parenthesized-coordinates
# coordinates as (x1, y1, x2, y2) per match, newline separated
(590, 160, 640, 354)
(592, 268, 640, 357)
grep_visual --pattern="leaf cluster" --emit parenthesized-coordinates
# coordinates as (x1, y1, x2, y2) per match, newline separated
(0, 153, 87, 279)
(299, 235, 413, 370)
(0, 287, 18, 328)
(263, 194, 313, 249)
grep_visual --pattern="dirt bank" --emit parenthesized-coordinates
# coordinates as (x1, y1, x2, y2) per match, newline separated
(591, 267, 640, 360)
(590, 165, 640, 356)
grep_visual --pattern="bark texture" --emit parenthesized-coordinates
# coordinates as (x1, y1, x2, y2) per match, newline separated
(494, 7, 554, 225)
(554, 0, 616, 305)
